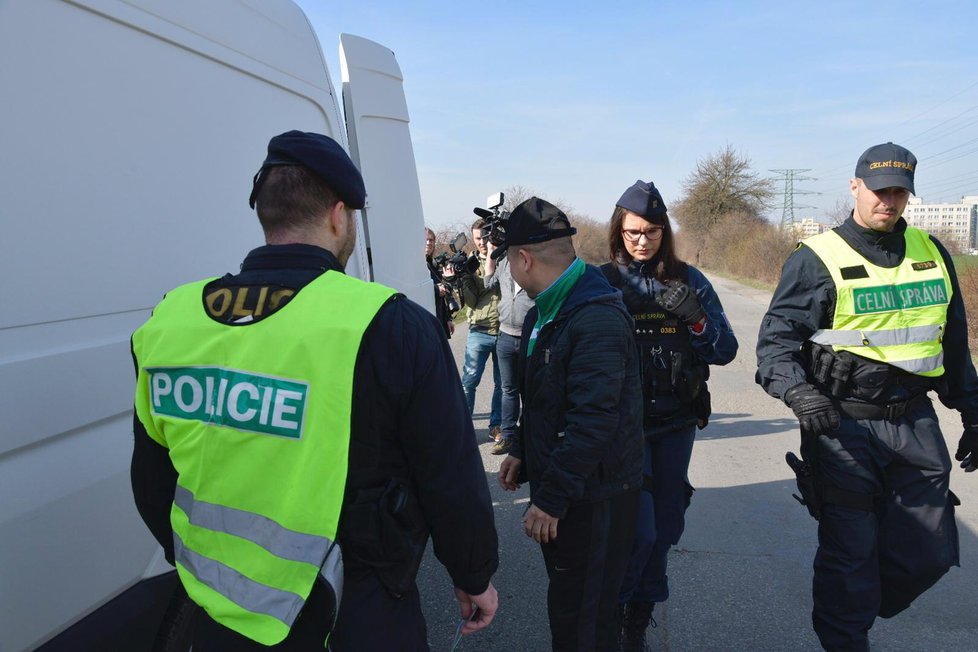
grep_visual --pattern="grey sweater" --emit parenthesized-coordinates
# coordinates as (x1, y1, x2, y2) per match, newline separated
(484, 256, 535, 337)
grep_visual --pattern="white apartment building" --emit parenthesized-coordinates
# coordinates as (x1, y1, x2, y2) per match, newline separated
(792, 217, 827, 238)
(904, 195, 978, 253)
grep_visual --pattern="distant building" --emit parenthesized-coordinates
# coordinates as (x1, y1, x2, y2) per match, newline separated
(791, 217, 827, 238)
(903, 195, 978, 253)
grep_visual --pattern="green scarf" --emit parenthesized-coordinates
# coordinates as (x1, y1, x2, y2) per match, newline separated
(527, 257, 586, 357)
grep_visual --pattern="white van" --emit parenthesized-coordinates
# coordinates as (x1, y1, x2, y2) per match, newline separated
(0, 1, 431, 649)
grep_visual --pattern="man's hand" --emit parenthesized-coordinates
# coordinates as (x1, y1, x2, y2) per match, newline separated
(498, 455, 522, 491)
(784, 383, 840, 438)
(655, 280, 706, 327)
(484, 241, 497, 276)
(453, 582, 498, 635)
(955, 426, 978, 472)
(447, 321, 455, 337)
(523, 504, 558, 543)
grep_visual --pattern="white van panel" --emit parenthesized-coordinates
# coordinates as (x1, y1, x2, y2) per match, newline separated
(0, 1, 410, 648)
(340, 34, 436, 314)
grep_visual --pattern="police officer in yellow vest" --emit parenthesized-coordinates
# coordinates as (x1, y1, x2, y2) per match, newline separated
(131, 131, 499, 650)
(756, 142, 978, 652)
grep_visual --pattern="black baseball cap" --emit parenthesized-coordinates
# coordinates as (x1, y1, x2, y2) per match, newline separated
(854, 142, 916, 194)
(249, 131, 366, 209)
(490, 197, 577, 260)
(616, 180, 667, 218)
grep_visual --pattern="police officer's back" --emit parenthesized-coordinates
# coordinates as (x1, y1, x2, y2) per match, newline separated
(131, 131, 499, 650)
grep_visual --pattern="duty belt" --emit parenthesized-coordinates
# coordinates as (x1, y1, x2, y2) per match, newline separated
(831, 394, 927, 422)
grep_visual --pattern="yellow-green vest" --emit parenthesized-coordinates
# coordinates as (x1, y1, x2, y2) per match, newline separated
(133, 271, 395, 646)
(803, 227, 951, 377)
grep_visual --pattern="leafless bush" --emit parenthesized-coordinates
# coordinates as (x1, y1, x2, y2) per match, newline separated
(956, 263, 978, 351)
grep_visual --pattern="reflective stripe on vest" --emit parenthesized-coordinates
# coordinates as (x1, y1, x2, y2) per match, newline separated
(133, 271, 395, 645)
(803, 227, 950, 377)
(174, 485, 331, 566)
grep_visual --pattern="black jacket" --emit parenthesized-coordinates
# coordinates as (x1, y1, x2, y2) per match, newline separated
(131, 245, 498, 605)
(511, 264, 643, 519)
(756, 215, 978, 423)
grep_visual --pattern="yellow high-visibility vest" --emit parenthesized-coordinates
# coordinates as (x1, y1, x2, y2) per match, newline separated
(803, 227, 951, 377)
(133, 271, 394, 645)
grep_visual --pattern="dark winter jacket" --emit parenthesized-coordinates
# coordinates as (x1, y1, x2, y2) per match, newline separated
(511, 264, 643, 518)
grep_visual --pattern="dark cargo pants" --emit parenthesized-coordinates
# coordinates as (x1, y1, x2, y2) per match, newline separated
(541, 490, 640, 651)
(811, 399, 959, 652)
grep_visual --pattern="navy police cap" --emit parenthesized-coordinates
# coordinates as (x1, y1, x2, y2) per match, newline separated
(616, 180, 667, 218)
(854, 142, 916, 194)
(249, 131, 366, 210)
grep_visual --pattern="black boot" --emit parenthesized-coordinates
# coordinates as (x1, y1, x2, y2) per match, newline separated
(621, 601, 654, 652)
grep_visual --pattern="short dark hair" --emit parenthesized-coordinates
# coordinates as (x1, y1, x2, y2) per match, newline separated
(608, 205, 684, 281)
(255, 165, 340, 235)
(472, 218, 486, 232)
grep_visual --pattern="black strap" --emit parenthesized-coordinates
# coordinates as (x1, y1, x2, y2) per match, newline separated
(832, 394, 926, 422)
(599, 262, 622, 287)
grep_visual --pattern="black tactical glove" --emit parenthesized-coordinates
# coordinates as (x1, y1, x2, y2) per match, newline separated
(784, 383, 840, 438)
(955, 426, 978, 472)
(655, 280, 706, 327)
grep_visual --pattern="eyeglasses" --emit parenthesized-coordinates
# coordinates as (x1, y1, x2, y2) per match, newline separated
(621, 227, 664, 243)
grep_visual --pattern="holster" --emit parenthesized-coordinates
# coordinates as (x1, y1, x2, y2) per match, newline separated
(340, 479, 428, 599)
(785, 451, 822, 520)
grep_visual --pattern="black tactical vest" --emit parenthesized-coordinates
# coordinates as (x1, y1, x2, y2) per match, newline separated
(601, 261, 707, 428)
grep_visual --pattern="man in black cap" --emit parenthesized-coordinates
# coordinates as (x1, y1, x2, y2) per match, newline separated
(496, 197, 643, 651)
(131, 130, 499, 650)
(756, 142, 978, 651)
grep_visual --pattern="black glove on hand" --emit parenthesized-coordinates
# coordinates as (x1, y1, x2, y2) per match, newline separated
(655, 280, 706, 326)
(784, 383, 840, 438)
(955, 426, 978, 472)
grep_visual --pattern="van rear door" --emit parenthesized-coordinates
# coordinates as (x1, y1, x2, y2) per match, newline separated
(340, 34, 435, 314)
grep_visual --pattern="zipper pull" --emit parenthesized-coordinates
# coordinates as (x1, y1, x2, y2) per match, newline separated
(544, 349, 551, 364)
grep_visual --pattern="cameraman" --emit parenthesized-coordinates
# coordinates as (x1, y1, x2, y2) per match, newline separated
(458, 218, 502, 441)
(484, 239, 533, 455)
(425, 226, 456, 339)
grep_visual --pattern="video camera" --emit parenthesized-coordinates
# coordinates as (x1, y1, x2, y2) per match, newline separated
(474, 191, 509, 247)
(432, 232, 479, 278)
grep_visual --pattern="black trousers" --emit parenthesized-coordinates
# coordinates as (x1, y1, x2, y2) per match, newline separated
(811, 400, 959, 652)
(191, 572, 428, 651)
(540, 490, 640, 652)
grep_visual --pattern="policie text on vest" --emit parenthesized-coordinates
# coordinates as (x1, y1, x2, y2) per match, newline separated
(148, 367, 308, 439)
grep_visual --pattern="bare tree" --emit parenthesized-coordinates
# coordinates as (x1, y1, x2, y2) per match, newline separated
(502, 185, 535, 212)
(825, 197, 851, 226)
(672, 145, 775, 264)
(679, 145, 774, 222)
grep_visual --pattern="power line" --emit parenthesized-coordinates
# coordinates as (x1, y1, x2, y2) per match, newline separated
(889, 79, 978, 131)
(770, 169, 816, 226)
(811, 81, 978, 178)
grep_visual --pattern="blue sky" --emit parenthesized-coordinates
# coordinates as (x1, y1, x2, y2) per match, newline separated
(297, 1, 978, 228)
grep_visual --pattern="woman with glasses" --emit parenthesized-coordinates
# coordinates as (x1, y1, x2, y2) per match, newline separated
(601, 180, 738, 652)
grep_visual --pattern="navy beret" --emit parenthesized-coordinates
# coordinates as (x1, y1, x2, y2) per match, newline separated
(616, 180, 667, 218)
(248, 131, 366, 210)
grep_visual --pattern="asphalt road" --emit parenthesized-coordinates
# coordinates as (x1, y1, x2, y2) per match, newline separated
(416, 274, 978, 651)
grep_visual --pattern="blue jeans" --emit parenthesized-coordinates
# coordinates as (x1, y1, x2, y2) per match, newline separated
(619, 425, 696, 604)
(496, 332, 521, 441)
(461, 329, 501, 427)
